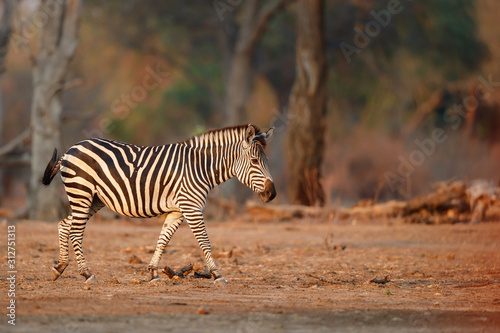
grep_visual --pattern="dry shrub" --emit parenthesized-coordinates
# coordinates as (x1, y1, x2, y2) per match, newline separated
(322, 127, 500, 205)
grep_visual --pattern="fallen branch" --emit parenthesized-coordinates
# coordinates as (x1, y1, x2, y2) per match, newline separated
(369, 275, 391, 285)
(306, 273, 344, 285)
(453, 281, 490, 288)
(162, 263, 194, 279)
(194, 271, 212, 279)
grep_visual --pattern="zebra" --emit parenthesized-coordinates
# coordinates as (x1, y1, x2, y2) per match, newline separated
(42, 124, 276, 285)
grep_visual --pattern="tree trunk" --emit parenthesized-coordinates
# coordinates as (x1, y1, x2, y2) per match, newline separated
(0, 0, 14, 204)
(29, 0, 82, 221)
(0, 0, 12, 74)
(224, 0, 288, 125)
(285, 0, 327, 206)
(225, 47, 252, 125)
(222, 0, 288, 203)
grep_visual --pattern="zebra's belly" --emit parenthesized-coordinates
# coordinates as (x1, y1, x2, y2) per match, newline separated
(95, 187, 180, 218)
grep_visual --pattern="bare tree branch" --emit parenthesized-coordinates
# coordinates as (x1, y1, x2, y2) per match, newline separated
(0, 127, 30, 157)
(237, 0, 291, 55)
(0, 152, 30, 167)
(59, 0, 82, 57)
(0, 0, 14, 74)
(247, 0, 291, 52)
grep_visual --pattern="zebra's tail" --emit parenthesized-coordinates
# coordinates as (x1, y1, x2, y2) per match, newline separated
(42, 149, 62, 186)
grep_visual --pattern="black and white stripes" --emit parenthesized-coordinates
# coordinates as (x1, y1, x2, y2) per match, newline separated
(43, 124, 275, 284)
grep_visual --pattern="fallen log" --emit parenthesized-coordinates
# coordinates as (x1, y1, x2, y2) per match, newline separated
(403, 181, 467, 216)
(245, 201, 336, 221)
(244, 179, 499, 224)
(348, 200, 406, 218)
(348, 179, 499, 224)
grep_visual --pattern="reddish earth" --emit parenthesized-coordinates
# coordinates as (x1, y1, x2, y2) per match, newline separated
(1, 214, 499, 332)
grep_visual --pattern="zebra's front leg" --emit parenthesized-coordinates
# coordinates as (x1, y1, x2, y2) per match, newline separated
(182, 208, 227, 285)
(51, 216, 73, 281)
(148, 212, 183, 282)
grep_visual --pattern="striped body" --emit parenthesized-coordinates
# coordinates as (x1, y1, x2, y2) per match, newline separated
(62, 139, 211, 218)
(44, 124, 276, 284)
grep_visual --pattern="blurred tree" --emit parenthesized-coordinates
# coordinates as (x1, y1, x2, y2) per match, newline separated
(259, 7, 296, 109)
(326, 0, 487, 135)
(65, 0, 490, 205)
(285, 0, 327, 206)
(0, 0, 13, 203)
(83, 0, 225, 140)
(84, 0, 289, 134)
(0, 0, 12, 112)
(29, 0, 82, 221)
(221, 0, 289, 203)
(322, 0, 489, 201)
(223, 0, 289, 125)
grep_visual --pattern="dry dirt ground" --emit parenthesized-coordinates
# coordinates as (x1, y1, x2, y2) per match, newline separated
(1, 214, 499, 332)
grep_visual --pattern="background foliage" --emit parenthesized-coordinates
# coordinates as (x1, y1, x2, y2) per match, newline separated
(2, 0, 500, 209)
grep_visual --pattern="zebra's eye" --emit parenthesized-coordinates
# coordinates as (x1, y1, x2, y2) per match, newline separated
(251, 158, 259, 165)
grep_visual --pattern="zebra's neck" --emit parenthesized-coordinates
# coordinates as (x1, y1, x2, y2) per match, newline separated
(180, 126, 249, 188)
(181, 125, 248, 149)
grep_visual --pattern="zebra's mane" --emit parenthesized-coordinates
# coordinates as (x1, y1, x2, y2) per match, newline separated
(180, 124, 266, 149)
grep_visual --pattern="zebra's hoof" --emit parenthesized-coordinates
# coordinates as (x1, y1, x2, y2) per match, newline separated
(214, 277, 227, 286)
(85, 275, 99, 284)
(51, 267, 61, 281)
(149, 277, 161, 283)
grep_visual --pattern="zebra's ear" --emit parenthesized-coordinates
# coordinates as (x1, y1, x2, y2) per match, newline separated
(264, 127, 274, 143)
(245, 125, 256, 145)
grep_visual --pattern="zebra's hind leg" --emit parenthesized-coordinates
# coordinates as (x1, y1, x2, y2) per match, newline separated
(148, 212, 184, 282)
(69, 198, 104, 283)
(51, 216, 73, 281)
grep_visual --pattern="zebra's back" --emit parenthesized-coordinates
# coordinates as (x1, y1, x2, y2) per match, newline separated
(60, 138, 186, 218)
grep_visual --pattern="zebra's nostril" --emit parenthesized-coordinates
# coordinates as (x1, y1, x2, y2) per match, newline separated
(260, 179, 276, 202)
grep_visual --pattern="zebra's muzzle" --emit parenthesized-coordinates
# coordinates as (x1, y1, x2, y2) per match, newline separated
(259, 179, 276, 203)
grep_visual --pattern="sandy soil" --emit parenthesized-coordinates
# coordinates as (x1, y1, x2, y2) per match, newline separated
(1, 214, 499, 332)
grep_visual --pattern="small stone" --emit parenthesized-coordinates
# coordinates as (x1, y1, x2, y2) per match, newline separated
(198, 306, 210, 315)
(109, 277, 121, 284)
(130, 278, 142, 285)
(128, 255, 143, 264)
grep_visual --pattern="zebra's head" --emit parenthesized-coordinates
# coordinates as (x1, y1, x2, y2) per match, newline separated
(235, 125, 276, 203)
